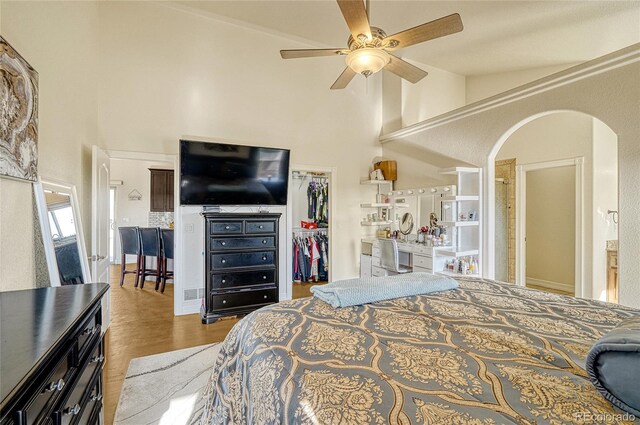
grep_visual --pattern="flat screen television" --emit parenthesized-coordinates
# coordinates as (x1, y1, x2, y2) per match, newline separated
(180, 140, 290, 206)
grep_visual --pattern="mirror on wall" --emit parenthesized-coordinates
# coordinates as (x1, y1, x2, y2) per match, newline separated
(34, 179, 91, 286)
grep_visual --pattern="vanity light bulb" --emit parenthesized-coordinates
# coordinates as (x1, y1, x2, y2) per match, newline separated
(407, 190, 414, 195)
(430, 188, 437, 193)
(418, 189, 425, 194)
(444, 187, 451, 192)
(397, 191, 403, 195)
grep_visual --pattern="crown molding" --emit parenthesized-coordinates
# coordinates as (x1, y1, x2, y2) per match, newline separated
(380, 43, 640, 144)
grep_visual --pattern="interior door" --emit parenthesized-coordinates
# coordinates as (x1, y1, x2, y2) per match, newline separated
(92, 146, 111, 329)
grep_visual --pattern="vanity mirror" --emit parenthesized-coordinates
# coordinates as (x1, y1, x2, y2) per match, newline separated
(34, 178, 91, 286)
(399, 212, 414, 235)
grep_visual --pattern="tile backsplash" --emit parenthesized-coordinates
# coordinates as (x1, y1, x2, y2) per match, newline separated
(148, 212, 174, 228)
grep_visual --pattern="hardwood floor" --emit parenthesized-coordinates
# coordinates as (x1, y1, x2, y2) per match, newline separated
(292, 280, 325, 299)
(103, 265, 239, 424)
(527, 283, 573, 296)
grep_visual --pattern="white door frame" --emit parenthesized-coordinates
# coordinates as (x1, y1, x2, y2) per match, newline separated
(287, 164, 337, 297)
(99, 150, 180, 312)
(515, 157, 584, 297)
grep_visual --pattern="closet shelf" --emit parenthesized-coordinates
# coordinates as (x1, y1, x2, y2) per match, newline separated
(360, 203, 410, 208)
(440, 195, 479, 202)
(361, 221, 392, 226)
(440, 221, 479, 227)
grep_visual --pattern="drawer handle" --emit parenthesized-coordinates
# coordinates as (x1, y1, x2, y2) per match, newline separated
(64, 404, 81, 416)
(262, 257, 267, 261)
(262, 240, 267, 244)
(225, 226, 230, 230)
(82, 326, 97, 336)
(221, 241, 226, 246)
(91, 355, 105, 364)
(44, 378, 65, 392)
(221, 259, 226, 264)
(263, 295, 268, 299)
(222, 279, 226, 283)
(222, 300, 227, 304)
(263, 275, 267, 280)
(259, 225, 264, 229)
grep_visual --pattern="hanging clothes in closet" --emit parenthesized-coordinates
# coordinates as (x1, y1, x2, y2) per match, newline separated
(293, 232, 329, 283)
(307, 179, 329, 225)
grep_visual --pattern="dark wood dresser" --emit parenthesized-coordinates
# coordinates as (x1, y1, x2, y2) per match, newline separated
(1, 283, 109, 425)
(201, 212, 280, 324)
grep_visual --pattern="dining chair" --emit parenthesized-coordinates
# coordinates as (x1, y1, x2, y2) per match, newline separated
(118, 227, 141, 287)
(159, 229, 174, 293)
(379, 239, 412, 275)
(138, 227, 163, 290)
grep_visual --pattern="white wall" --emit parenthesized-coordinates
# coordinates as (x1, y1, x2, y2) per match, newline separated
(94, 2, 382, 314)
(526, 166, 575, 288)
(0, 1, 100, 291)
(1, 1, 382, 309)
(401, 59, 466, 128)
(466, 63, 579, 104)
(378, 48, 640, 307)
(592, 119, 618, 300)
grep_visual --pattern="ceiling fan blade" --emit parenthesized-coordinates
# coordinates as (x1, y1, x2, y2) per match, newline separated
(384, 54, 428, 84)
(337, 0, 372, 42)
(330, 67, 357, 90)
(280, 48, 348, 59)
(383, 13, 463, 50)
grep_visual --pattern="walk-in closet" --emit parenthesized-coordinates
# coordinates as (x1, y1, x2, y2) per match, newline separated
(290, 170, 331, 299)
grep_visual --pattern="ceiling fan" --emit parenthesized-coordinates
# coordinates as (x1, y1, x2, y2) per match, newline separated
(280, 0, 463, 90)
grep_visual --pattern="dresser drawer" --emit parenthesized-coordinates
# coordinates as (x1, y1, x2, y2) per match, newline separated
(53, 340, 103, 425)
(75, 314, 100, 363)
(211, 270, 276, 290)
(209, 221, 243, 235)
(76, 377, 101, 425)
(245, 221, 275, 234)
(209, 288, 277, 311)
(19, 350, 75, 425)
(210, 236, 275, 251)
(413, 254, 433, 270)
(211, 251, 275, 269)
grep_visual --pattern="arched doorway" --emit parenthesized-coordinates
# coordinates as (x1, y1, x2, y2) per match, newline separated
(486, 111, 618, 301)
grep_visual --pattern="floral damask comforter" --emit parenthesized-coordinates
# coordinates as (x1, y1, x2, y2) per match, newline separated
(201, 277, 639, 424)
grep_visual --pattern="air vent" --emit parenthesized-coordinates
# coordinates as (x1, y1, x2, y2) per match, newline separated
(184, 288, 205, 301)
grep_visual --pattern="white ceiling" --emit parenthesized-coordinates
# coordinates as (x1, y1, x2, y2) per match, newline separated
(178, 0, 640, 76)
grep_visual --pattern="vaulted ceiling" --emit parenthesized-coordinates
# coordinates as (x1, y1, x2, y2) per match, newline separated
(178, 0, 640, 76)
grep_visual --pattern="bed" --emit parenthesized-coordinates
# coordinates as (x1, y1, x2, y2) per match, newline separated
(201, 277, 639, 424)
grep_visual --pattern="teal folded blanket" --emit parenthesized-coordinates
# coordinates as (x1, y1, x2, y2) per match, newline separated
(586, 315, 640, 416)
(310, 272, 459, 308)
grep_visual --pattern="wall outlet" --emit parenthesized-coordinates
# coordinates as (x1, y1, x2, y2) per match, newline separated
(184, 223, 194, 233)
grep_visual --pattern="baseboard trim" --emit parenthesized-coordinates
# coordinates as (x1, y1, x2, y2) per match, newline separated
(526, 277, 573, 293)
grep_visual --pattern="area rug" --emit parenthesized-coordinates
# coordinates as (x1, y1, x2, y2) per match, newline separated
(114, 343, 220, 425)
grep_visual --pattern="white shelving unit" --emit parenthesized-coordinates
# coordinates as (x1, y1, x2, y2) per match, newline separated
(434, 167, 482, 277)
(359, 179, 397, 228)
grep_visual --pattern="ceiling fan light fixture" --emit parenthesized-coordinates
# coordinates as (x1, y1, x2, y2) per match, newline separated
(345, 48, 389, 77)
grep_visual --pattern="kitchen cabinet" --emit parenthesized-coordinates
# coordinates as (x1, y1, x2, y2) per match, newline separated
(149, 169, 174, 212)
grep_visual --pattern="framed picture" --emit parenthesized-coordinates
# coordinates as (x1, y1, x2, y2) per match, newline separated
(0, 36, 38, 182)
